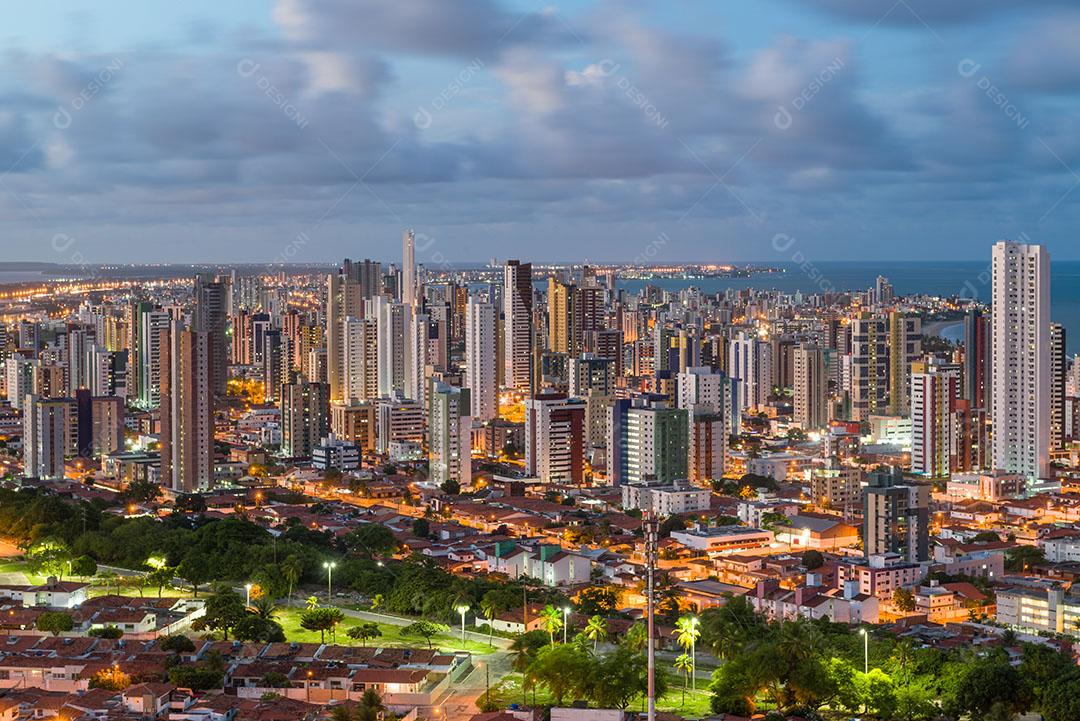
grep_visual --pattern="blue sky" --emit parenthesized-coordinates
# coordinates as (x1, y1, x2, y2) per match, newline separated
(2, 0, 1080, 265)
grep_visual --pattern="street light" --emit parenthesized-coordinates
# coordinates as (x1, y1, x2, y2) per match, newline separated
(456, 605, 470, 648)
(323, 562, 336, 601)
(859, 628, 869, 674)
(244, 583, 252, 607)
(562, 606, 571, 644)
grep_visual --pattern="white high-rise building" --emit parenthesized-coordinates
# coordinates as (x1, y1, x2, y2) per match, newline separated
(6, 356, 34, 411)
(374, 296, 408, 398)
(343, 317, 378, 403)
(991, 240, 1050, 481)
(402, 229, 416, 310)
(677, 367, 726, 416)
(465, 297, 497, 421)
(728, 332, 772, 412)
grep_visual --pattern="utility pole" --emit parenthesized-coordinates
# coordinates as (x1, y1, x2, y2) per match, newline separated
(644, 513, 658, 721)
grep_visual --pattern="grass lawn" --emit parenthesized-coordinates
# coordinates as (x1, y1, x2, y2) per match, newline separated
(275, 607, 495, 655)
(491, 673, 715, 719)
(0, 560, 46, 585)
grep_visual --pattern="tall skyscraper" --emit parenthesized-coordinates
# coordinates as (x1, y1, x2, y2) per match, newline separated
(503, 260, 533, 392)
(193, 274, 228, 400)
(991, 240, 1050, 481)
(465, 297, 497, 421)
(887, 312, 922, 416)
(374, 296, 408, 398)
(402, 229, 416, 310)
(1051, 323, 1066, 452)
(160, 321, 214, 493)
(281, 376, 330, 458)
(428, 380, 472, 487)
(910, 361, 961, 478)
(793, 344, 828, 430)
(137, 307, 170, 409)
(962, 309, 990, 410)
(525, 390, 586, 484)
(23, 395, 67, 480)
(343, 317, 378, 403)
(728, 332, 772, 412)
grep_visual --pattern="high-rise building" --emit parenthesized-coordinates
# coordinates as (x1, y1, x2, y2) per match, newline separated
(90, 395, 125, 457)
(465, 297, 497, 421)
(281, 376, 330, 459)
(6, 355, 33, 411)
(375, 296, 408, 398)
(728, 332, 772, 412)
(429, 380, 472, 487)
(343, 317, 378, 403)
(22, 395, 67, 480)
(1051, 323, 1066, 452)
(159, 321, 214, 493)
(688, 414, 725, 484)
(402, 229, 416, 310)
(991, 240, 1050, 481)
(193, 274, 228, 399)
(793, 344, 828, 430)
(612, 405, 689, 485)
(503, 260, 533, 392)
(375, 393, 425, 454)
(887, 312, 922, 416)
(962, 309, 990, 410)
(863, 469, 929, 563)
(910, 361, 961, 478)
(525, 390, 586, 484)
(137, 307, 170, 409)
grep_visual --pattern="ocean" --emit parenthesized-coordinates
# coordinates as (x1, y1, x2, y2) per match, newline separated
(610, 260, 1080, 355)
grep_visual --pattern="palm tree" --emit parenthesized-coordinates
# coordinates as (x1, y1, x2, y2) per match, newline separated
(480, 591, 503, 649)
(540, 605, 563, 645)
(622, 621, 648, 652)
(673, 653, 693, 706)
(305, 595, 320, 610)
(583, 615, 608, 652)
(674, 615, 702, 690)
(281, 555, 302, 607)
(251, 596, 278, 621)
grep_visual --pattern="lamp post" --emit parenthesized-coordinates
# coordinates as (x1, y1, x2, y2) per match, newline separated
(562, 606, 571, 644)
(323, 561, 336, 601)
(244, 583, 252, 607)
(690, 616, 699, 691)
(859, 628, 869, 674)
(457, 605, 470, 648)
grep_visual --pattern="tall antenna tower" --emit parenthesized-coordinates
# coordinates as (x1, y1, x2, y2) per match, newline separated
(644, 513, 659, 721)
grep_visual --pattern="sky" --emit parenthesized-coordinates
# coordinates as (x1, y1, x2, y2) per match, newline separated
(2, 0, 1080, 266)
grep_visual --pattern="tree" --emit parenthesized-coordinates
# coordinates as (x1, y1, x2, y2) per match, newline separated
(301, 607, 346, 644)
(588, 646, 667, 710)
(893, 587, 916, 613)
(88, 625, 123, 639)
(540, 604, 563, 645)
(194, 586, 247, 640)
(1005, 545, 1046, 572)
(440, 479, 460, 495)
(621, 622, 649, 652)
(146, 565, 175, 598)
(700, 595, 763, 661)
(480, 591, 501, 648)
(1040, 673, 1080, 721)
(346, 622, 382, 647)
(401, 620, 449, 649)
(234, 615, 286, 642)
(674, 615, 702, 690)
(36, 611, 74, 636)
(801, 549, 824, 570)
(952, 650, 1032, 719)
(27, 538, 72, 580)
(576, 585, 618, 616)
(90, 664, 131, 691)
(583, 615, 608, 652)
(674, 653, 693, 706)
(122, 479, 162, 504)
(411, 518, 431, 539)
(160, 634, 196, 653)
(280, 555, 302, 607)
(178, 552, 211, 598)
(528, 642, 591, 705)
(344, 524, 398, 558)
(250, 596, 278, 620)
(70, 554, 98, 577)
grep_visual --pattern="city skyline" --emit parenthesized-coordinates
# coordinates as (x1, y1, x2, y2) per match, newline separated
(3, 1, 1080, 262)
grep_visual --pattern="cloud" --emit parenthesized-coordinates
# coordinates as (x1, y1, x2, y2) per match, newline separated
(789, 0, 1071, 26)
